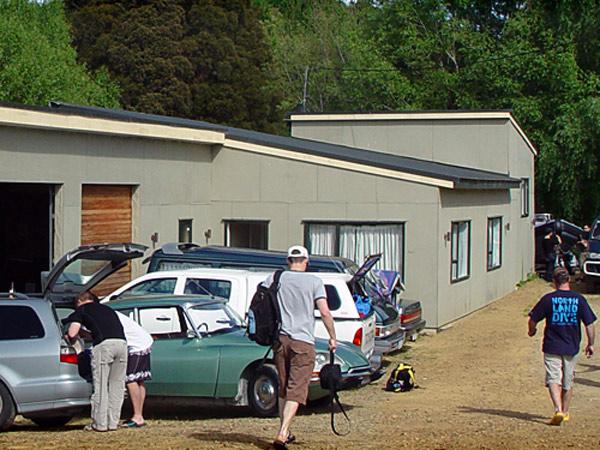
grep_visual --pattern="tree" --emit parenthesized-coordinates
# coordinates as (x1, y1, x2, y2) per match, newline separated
(260, 0, 415, 113)
(367, 0, 600, 224)
(0, 0, 120, 107)
(65, 0, 283, 133)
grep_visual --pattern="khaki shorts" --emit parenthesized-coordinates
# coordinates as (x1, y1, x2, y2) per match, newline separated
(274, 335, 316, 405)
(544, 353, 577, 390)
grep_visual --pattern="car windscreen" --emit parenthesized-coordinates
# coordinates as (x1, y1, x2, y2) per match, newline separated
(184, 278, 232, 299)
(117, 278, 177, 298)
(187, 303, 243, 335)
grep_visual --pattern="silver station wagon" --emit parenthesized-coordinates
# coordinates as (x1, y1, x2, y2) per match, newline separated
(0, 243, 146, 430)
(0, 296, 91, 430)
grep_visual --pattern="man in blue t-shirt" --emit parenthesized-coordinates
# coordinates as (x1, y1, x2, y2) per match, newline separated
(528, 267, 596, 426)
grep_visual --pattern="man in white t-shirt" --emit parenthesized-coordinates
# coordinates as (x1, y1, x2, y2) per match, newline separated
(116, 312, 153, 428)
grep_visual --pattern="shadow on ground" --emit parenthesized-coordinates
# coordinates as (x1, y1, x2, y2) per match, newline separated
(190, 431, 273, 449)
(131, 397, 357, 420)
(5, 424, 83, 433)
(458, 406, 547, 424)
(574, 377, 600, 388)
(577, 362, 600, 373)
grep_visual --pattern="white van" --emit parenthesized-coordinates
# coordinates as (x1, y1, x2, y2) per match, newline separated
(105, 268, 377, 363)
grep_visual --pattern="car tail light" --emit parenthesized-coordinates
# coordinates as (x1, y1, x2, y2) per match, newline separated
(60, 347, 79, 365)
(401, 310, 421, 324)
(375, 327, 381, 337)
(353, 328, 363, 347)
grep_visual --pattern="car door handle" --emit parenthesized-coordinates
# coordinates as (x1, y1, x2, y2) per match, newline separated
(156, 317, 171, 321)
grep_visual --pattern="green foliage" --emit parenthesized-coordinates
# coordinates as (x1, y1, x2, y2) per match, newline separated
(365, 0, 600, 224)
(262, 0, 414, 113)
(0, 0, 120, 107)
(65, 0, 283, 133)
(517, 272, 538, 289)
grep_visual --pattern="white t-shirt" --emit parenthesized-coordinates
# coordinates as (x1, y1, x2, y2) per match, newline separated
(116, 311, 153, 353)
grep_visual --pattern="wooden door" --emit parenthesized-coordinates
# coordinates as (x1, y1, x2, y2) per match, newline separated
(81, 185, 132, 296)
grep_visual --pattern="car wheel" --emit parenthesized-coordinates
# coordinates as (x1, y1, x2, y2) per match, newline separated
(247, 366, 279, 417)
(0, 383, 16, 431)
(28, 415, 73, 428)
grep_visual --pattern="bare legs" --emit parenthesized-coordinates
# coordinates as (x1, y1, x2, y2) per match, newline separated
(548, 383, 573, 414)
(562, 387, 573, 414)
(548, 383, 563, 412)
(127, 381, 146, 425)
(276, 398, 299, 443)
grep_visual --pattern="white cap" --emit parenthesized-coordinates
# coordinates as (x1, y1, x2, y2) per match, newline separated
(287, 245, 309, 259)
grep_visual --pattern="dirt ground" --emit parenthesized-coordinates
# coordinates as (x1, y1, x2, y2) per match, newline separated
(2, 278, 600, 449)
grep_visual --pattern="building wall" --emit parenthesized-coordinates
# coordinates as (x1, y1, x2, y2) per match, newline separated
(0, 126, 215, 277)
(0, 113, 534, 328)
(290, 115, 535, 327)
(437, 189, 513, 326)
(291, 118, 511, 173)
(508, 125, 536, 282)
(1, 124, 442, 324)
(210, 146, 441, 325)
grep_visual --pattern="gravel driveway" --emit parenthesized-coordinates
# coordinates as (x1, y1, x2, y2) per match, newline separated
(2, 278, 599, 449)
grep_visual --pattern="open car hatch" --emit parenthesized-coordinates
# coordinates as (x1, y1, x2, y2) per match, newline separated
(42, 243, 147, 302)
(349, 254, 382, 286)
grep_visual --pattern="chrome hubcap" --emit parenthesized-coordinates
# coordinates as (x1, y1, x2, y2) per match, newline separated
(254, 375, 277, 411)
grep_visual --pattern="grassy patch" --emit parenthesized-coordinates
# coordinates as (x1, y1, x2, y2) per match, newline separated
(516, 272, 539, 288)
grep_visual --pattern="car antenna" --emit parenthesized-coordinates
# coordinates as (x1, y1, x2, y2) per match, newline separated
(8, 282, 15, 299)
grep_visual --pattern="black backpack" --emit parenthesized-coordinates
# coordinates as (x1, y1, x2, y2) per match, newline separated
(247, 269, 284, 346)
(385, 363, 416, 392)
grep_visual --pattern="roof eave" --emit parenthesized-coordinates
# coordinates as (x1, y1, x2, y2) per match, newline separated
(452, 179, 521, 190)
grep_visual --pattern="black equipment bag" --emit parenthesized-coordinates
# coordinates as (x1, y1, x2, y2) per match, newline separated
(247, 269, 284, 346)
(385, 363, 416, 392)
(319, 351, 350, 436)
(320, 351, 342, 390)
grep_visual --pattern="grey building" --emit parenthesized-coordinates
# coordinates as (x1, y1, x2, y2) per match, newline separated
(0, 103, 534, 328)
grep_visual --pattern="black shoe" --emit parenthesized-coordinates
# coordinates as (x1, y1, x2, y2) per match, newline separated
(273, 440, 288, 450)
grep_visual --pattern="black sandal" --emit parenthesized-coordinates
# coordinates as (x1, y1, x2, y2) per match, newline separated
(286, 433, 296, 444)
(272, 440, 288, 450)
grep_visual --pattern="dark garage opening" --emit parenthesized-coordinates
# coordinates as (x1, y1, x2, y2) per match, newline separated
(0, 183, 53, 293)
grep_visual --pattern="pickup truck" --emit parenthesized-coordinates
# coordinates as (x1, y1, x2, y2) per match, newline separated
(582, 216, 600, 290)
(145, 244, 425, 352)
(105, 268, 379, 368)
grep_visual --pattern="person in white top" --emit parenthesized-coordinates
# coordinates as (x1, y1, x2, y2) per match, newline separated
(116, 312, 153, 428)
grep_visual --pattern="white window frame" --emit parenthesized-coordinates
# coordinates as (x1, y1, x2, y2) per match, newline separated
(487, 217, 502, 271)
(451, 220, 471, 283)
(520, 178, 529, 217)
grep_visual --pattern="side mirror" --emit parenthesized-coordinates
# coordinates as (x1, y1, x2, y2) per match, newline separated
(186, 329, 198, 339)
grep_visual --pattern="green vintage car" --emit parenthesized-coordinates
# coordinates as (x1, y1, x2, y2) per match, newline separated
(107, 295, 372, 416)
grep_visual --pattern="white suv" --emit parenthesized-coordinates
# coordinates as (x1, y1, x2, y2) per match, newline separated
(105, 268, 377, 364)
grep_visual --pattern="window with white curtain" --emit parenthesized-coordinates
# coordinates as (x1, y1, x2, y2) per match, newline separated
(451, 221, 470, 282)
(305, 222, 404, 276)
(487, 217, 502, 271)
